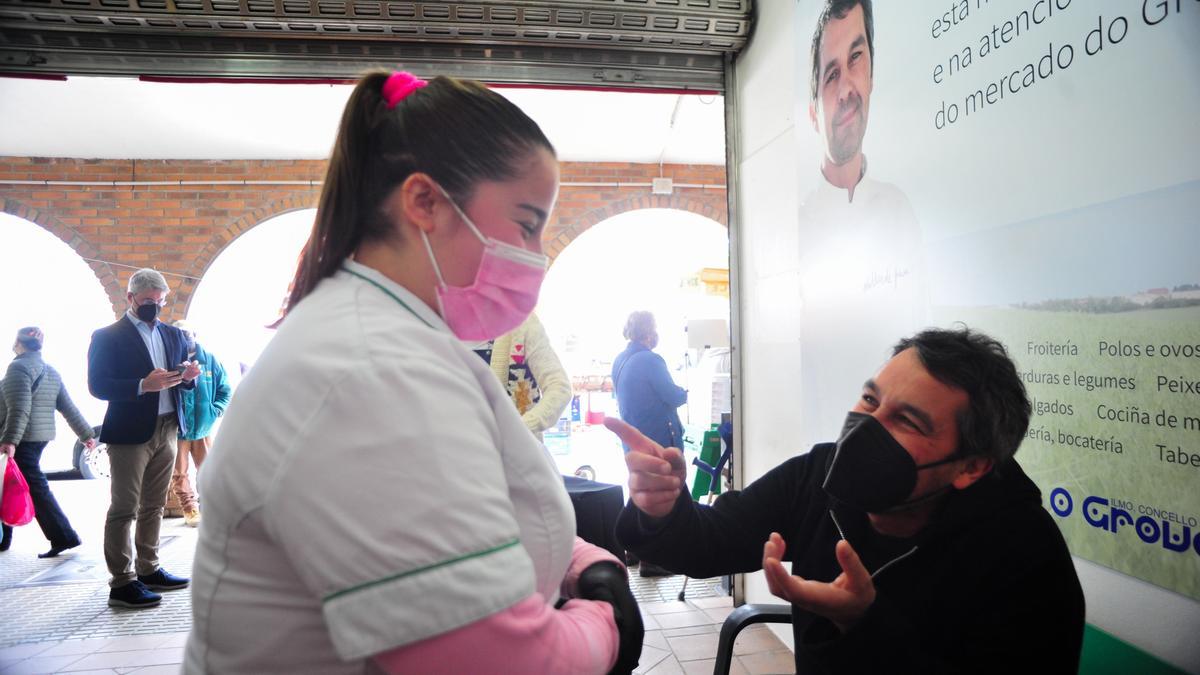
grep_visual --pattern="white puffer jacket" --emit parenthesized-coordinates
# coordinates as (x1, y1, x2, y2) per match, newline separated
(488, 313, 571, 439)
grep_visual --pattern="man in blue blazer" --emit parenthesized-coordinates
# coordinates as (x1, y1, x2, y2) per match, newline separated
(88, 268, 201, 609)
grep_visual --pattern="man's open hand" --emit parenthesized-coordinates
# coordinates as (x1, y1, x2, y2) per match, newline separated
(763, 532, 876, 632)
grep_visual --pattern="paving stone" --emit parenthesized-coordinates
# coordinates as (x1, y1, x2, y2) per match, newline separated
(1, 653, 88, 674)
(738, 649, 796, 675)
(0, 643, 53, 660)
(0, 482, 198, 651)
(665, 632, 721, 661)
(644, 655, 685, 674)
(632, 645, 671, 674)
(733, 625, 787, 656)
(655, 610, 715, 630)
(681, 658, 750, 675)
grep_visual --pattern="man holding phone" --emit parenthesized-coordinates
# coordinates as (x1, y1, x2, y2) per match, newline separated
(88, 268, 201, 609)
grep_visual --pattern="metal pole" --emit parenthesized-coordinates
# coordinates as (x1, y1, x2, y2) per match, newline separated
(722, 49, 746, 608)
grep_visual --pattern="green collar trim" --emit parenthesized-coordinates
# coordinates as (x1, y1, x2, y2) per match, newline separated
(342, 266, 436, 330)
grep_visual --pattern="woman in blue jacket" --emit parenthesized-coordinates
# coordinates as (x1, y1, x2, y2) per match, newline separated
(611, 311, 687, 451)
(611, 311, 687, 577)
(169, 321, 230, 527)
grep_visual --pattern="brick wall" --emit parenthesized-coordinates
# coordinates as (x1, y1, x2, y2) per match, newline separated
(0, 157, 726, 320)
(550, 162, 728, 258)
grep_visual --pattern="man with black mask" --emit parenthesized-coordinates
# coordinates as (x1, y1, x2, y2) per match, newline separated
(88, 268, 201, 610)
(610, 327, 1085, 674)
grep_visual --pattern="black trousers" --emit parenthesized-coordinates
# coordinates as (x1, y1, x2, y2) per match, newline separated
(1, 441, 81, 548)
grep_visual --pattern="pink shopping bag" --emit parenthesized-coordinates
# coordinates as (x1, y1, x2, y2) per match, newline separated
(1, 456, 35, 526)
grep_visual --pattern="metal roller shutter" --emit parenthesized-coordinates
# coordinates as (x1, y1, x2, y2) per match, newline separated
(0, 0, 752, 91)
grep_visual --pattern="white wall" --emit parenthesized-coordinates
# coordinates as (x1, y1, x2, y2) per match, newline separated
(730, 1, 1200, 671)
(730, 0, 802, 650)
(1075, 558, 1200, 673)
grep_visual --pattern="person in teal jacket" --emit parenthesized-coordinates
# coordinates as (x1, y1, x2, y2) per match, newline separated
(169, 321, 230, 527)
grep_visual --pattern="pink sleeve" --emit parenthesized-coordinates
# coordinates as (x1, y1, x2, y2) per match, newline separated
(372, 594, 618, 675)
(562, 536, 625, 598)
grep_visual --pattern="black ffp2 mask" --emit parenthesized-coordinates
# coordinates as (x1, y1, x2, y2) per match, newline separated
(822, 411, 962, 513)
(135, 302, 160, 323)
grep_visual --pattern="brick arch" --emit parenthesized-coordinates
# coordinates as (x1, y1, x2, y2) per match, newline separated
(0, 196, 126, 316)
(545, 192, 727, 261)
(176, 195, 319, 315)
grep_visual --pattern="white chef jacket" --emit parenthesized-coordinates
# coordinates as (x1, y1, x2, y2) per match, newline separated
(185, 259, 576, 674)
(797, 164, 924, 304)
(797, 164, 930, 446)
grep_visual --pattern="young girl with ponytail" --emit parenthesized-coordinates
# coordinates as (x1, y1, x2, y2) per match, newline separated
(186, 72, 641, 674)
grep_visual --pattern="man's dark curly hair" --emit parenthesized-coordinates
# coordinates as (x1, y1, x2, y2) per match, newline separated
(893, 326, 1031, 465)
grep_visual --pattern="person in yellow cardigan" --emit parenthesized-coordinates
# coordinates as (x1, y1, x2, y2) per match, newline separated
(468, 313, 571, 441)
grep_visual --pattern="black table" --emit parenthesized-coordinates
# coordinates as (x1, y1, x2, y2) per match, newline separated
(562, 475, 625, 561)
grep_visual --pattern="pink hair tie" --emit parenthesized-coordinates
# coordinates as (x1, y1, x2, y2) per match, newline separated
(382, 71, 428, 109)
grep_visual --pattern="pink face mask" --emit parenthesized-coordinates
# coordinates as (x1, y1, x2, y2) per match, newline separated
(421, 187, 548, 341)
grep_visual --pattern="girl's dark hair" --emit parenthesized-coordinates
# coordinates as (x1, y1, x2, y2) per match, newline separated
(280, 72, 555, 320)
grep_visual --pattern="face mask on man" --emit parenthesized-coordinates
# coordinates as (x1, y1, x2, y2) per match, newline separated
(135, 302, 161, 323)
(822, 411, 964, 513)
(419, 184, 547, 341)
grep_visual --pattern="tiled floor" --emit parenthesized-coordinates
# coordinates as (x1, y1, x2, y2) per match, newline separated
(633, 595, 795, 675)
(1, 480, 795, 674)
(0, 598, 794, 675)
(0, 634, 188, 674)
(628, 566, 728, 604)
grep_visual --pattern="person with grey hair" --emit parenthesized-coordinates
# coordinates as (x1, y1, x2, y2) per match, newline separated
(612, 311, 686, 451)
(88, 267, 202, 609)
(0, 327, 97, 557)
(611, 311, 687, 578)
(165, 319, 230, 527)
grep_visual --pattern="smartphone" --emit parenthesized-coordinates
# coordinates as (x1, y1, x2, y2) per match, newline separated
(175, 364, 189, 375)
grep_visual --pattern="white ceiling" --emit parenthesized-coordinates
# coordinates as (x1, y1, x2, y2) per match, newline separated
(0, 76, 725, 165)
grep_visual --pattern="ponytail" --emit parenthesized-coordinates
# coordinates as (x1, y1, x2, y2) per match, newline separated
(277, 71, 554, 323)
(280, 72, 389, 320)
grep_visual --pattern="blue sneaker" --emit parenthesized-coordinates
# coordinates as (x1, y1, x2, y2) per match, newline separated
(109, 580, 162, 609)
(138, 568, 190, 591)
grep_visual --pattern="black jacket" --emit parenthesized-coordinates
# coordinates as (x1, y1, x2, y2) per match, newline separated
(616, 443, 1085, 674)
(88, 315, 194, 445)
